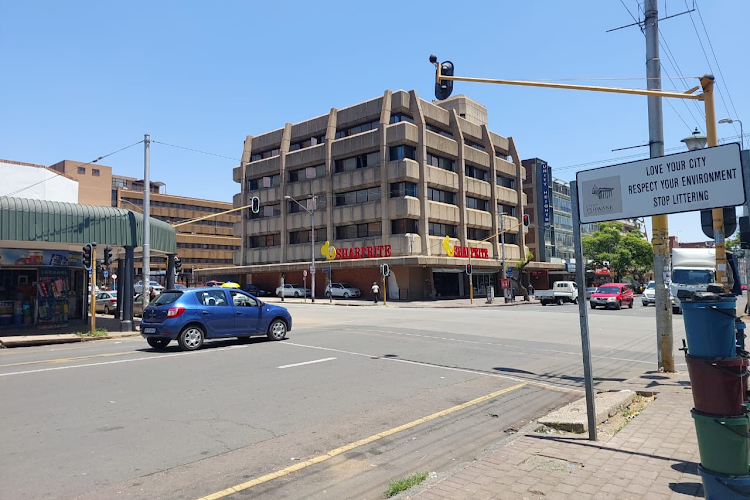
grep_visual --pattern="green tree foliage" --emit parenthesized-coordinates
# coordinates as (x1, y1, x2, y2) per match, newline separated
(582, 222, 653, 283)
(726, 233, 742, 254)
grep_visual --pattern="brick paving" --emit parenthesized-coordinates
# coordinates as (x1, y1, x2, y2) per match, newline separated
(404, 371, 704, 500)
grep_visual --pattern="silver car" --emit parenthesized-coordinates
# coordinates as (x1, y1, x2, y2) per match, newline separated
(94, 291, 118, 314)
(642, 281, 656, 306)
(325, 283, 361, 299)
(275, 284, 311, 298)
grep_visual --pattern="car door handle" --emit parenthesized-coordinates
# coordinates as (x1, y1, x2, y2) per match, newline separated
(202, 311, 209, 315)
(236, 311, 242, 315)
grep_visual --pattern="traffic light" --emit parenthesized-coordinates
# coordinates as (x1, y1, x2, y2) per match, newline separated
(82, 243, 92, 270)
(174, 257, 182, 273)
(433, 58, 455, 101)
(380, 264, 390, 277)
(523, 214, 530, 227)
(465, 264, 473, 276)
(251, 196, 260, 214)
(103, 246, 113, 267)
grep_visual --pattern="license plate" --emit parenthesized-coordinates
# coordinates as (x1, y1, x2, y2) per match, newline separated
(143, 327, 156, 334)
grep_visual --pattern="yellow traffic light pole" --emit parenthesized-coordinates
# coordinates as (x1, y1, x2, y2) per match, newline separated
(466, 220, 524, 304)
(433, 64, 727, 296)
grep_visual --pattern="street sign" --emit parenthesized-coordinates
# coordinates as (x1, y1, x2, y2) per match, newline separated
(576, 143, 743, 224)
(88, 268, 92, 277)
(507, 267, 513, 277)
(104, 271, 109, 278)
(303, 269, 308, 277)
(112, 274, 117, 280)
(310, 268, 316, 275)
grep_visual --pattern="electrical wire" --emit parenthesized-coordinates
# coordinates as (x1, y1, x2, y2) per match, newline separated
(1, 140, 144, 198)
(151, 140, 240, 162)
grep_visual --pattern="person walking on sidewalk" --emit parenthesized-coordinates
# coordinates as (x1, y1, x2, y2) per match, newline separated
(527, 283, 534, 295)
(371, 282, 380, 304)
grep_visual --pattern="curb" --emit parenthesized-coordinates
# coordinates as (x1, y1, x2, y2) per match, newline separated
(0, 332, 141, 348)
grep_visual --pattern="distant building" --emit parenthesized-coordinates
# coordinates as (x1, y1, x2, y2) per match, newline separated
(0, 159, 78, 202)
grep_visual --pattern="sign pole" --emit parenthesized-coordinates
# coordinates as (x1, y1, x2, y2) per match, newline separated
(91, 244, 97, 333)
(571, 181, 597, 442)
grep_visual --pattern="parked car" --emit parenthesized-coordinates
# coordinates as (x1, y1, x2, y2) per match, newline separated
(173, 284, 187, 290)
(585, 287, 597, 300)
(133, 293, 146, 317)
(535, 281, 579, 306)
(139, 287, 292, 350)
(642, 281, 656, 306)
(590, 283, 634, 310)
(275, 284, 311, 298)
(325, 283, 362, 299)
(94, 291, 118, 314)
(134, 280, 164, 294)
(241, 284, 272, 297)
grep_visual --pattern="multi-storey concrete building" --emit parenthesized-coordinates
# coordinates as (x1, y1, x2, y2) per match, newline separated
(197, 90, 559, 300)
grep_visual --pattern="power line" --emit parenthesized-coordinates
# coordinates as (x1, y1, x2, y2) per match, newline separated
(1, 140, 144, 198)
(151, 141, 240, 162)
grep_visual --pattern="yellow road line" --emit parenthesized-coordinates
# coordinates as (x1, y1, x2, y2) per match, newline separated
(195, 382, 527, 500)
(0, 351, 139, 368)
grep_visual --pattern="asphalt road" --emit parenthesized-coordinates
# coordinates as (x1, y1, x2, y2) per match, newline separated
(0, 302, 684, 500)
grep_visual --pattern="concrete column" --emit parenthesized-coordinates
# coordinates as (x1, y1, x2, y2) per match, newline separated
(279, 123, 292, 263)
(325, 108, 337, 248)
(121, 246, 135, 332)
(239, 135, 253, 265)
(482, 125, 500, 258)
(508, 137, 527, 254)
(379, 91, 393, 247)
(166, 254, 175, 289)
(409, 91, 430, 256)
(449, 110, 467, 247)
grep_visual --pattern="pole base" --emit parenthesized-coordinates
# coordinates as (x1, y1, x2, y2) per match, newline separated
(120, 320, 133, 332)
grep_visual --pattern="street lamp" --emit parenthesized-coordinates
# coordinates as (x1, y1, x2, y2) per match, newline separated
(285, 195, 317, 302)
(680, 127, 708, 151)
(719, 118, 745, 150)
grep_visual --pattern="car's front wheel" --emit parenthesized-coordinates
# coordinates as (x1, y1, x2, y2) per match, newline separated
(628, 300, 633, 309)
(616, 301, 622, 310)
(294, 291, 300, 298)
(642, 301, 647, 306)
(178, 325, 204, 351)
(556, 297, 564, 306)
(590, 303, 596, 309)
(326, 291, 332, 298)
(343, 292, 350, 299)
(267, 319, 287, 341)
(147, 338, 170, 350)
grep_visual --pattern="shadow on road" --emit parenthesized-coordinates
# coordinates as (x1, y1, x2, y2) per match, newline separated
(135, 336, 277, 353)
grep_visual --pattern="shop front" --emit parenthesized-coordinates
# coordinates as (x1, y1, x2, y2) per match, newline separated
(0, 248, 86, 330)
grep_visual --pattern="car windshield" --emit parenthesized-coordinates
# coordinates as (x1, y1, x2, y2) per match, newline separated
(646, 282, 655, 289)
(586, 287, 596, 291)
(672, 269, 714, 285)
(152, 292, 181, 306)
(341, 284, 354, 288)
(597, 286, 621, 294)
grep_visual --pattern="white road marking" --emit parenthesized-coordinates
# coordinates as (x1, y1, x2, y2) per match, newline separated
(278, 357, 336, 369)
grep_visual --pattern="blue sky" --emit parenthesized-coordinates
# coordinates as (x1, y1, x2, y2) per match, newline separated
(2, 1, 747, 242)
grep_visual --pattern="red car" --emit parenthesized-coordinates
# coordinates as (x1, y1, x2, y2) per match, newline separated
(589, 283, 634, 310)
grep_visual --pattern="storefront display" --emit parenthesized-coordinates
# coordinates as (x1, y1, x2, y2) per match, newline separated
(37, 267, 70, 329)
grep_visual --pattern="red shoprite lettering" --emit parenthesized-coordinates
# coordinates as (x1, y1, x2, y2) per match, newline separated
(336, 245, 392, 260)
(452, 246, 489, 259)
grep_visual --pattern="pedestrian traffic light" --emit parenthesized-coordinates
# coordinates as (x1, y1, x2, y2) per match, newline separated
(82, 243, 92, 270)
(251, 196, 260, 214)
(174, 256, 182, 273)
(465, 264, 472, 275)
(523, 214, 530, 227)
(103, 246, 113, 266)
(380, 264, 390, 277)
(431, 56, 454, 101)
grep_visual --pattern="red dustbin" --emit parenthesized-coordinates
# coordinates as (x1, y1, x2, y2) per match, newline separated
(686, 355, 748, 416)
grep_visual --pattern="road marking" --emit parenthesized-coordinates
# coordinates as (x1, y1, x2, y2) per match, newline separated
(278, 357, 336, 369)
(282, 342, 582, 394)
(194, 382, 527, 500)
(0, 350, 140, 368)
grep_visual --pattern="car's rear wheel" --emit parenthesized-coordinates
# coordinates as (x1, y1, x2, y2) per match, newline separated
(147, 338, 170, 350)
(556, 297, 564, 306)
(267, 319, 287, 341)
(573, 297, 578, 305)
(103, 305, 110, 314)
(326, 291, 332, 298)
(541, 300, 547, 306)
(178, 325, 204, 351)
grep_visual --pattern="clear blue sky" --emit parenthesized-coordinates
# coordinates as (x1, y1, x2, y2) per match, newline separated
(2, 1, 747, 242)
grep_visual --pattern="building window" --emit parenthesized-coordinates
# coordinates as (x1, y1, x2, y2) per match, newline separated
(554, 214, 573, 231)
(78, 167, 86, 174)
(288, 197, 323, 214)
(390, 181, 418, 198)
(92, 169, 100, 176)
(248, 203, 281, 219)
(428, 222, 457, 238)
(497, 176, 515, 189)
(465, 140, 486, 152)
(247, 174, 280, 190)
(250, 148, 280, 162)
(334, 151, 379, 173)
(289, 135, 325, 152)
(247, 233, 280, 248)
(466, 197, 488, 211)
(335, 222, 382, 240)
(335, 187, 380, 206)
(425, 123, 453, 139)
(289, 228, 327, 245)
(501, 233, 518, 245)
(426, 152, 455, 172)
(288, 164, 325, 183)
(335, 120, 379, 139)
(389, 145, 416, 161)
(427, 187, 456, 205)
(467, 227, 490, 240)
(498, 204, 516, 217)
(464, 164, 488, 182)
(112, 178, 128, 188)
(389, 113, 414, 124)
(552, 194, 572, 214)
(391, 219, 418, 234)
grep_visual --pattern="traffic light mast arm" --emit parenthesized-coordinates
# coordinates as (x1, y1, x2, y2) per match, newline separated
(171, 201, 256, 228)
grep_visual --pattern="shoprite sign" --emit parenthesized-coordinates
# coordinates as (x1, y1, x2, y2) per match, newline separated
(320, 241, 391, 260)
(441, 235, 490, 259)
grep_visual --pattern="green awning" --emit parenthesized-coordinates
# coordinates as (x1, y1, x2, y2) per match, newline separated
(0, 197, 176, 253)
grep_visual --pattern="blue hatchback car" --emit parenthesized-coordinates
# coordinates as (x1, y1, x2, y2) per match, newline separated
(139, 287, 292, 351)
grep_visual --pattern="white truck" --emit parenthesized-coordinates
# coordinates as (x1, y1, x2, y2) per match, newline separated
(535, 281, 579, 306)
(670, 248, 716, 314)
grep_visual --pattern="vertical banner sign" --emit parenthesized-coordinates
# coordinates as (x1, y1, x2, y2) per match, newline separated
(541, 162, 551, 226)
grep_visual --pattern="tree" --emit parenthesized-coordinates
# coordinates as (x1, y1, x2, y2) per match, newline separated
(726, 233, 742, 254)
(582, 222, 653, 283)
(512, 250, 535, 301)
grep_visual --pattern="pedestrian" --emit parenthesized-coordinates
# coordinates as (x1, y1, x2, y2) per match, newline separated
(149, 286, 157, 301)
(527, 283, 534, 295)
(371, 281, 380, 304)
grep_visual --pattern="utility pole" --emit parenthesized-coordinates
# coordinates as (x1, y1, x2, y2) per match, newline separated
(501, 215, 508, 303)
(645, 0, 674, 372)
(143, 134, 151, 310)
(311, 195, 316, 303)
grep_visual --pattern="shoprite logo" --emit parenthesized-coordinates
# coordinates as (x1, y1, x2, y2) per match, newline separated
(320, 241, 337, 261)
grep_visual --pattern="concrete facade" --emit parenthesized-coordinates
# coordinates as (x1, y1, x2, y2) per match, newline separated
(193, 90, 566, 300)
(49, 160, 113, 206)
(0, 159, 79, 202)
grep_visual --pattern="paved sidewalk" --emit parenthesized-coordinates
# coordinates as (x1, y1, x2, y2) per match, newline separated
(403, 371, 702, 500)
(265, 296, 542, 308)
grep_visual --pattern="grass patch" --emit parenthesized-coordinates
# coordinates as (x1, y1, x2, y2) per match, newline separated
(75, 328, 109, 338)
(386, 472, 428, 497)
